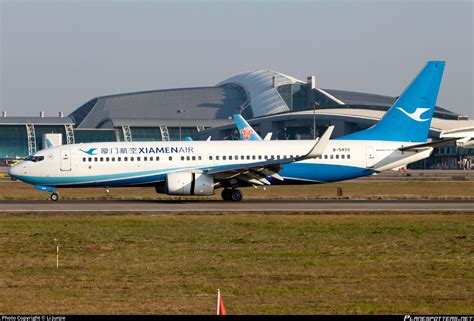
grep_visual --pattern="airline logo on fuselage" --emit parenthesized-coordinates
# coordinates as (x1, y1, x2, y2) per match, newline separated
(79, 148, 98, 155)
(80, 146, 195, 155)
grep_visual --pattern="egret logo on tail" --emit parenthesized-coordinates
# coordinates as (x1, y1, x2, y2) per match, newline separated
(396, 107, 430, 122)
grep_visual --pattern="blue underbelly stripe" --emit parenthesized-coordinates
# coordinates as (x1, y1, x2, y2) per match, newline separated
(16, 162, 375, 187)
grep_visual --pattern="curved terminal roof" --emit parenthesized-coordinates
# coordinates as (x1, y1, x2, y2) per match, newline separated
(70, 86, 246, 129)
(217, 70, 304, 117)
(5, 69, 461, 130)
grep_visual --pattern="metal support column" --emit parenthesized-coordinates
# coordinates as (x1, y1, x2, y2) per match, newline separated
(159, 126, 170, 141)
(122, 125, 133, 142)
(64, 124, 75, 144)
(26, 124, 36, 155)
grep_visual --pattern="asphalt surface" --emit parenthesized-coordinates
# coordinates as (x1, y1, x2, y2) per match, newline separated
(0, 199, 473, 213)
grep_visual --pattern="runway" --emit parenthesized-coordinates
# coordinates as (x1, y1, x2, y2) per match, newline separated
(0, 199, 473, 213)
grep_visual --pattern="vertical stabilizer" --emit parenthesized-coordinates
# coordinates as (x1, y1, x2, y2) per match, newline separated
(340, 61, 445, 142)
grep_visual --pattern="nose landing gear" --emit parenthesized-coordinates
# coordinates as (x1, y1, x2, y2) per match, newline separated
(35, 185, 60, 201)
(50, 192, 60, 202)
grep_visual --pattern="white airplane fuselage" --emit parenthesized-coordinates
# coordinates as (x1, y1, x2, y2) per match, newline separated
(9, 139, 430, 187)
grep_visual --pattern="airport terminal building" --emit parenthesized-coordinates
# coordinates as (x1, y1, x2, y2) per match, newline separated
(1, 70, 473, 169)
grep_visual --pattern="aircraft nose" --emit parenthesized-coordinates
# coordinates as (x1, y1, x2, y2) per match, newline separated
(8, 163, 21, 179)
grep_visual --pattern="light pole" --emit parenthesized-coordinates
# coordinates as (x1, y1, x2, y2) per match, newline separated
(177, 109, 185, 141)
(313, 102, 316, 140)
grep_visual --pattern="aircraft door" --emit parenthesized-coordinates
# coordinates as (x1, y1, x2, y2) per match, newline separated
(60, 149, 72, 171)
(366, 146, 375, 168)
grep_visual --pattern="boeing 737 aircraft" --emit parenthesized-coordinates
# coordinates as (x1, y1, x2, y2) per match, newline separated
(9, 61, 450, 201)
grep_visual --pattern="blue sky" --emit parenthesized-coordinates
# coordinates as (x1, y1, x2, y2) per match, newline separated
(1, 0, 473, 117)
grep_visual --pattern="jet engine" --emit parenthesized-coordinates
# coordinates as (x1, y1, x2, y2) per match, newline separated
(158, 171, 214, 195)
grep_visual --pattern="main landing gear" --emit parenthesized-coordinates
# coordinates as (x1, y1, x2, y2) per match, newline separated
(50, 192, 60, 202)
(221, 188, 243, 202)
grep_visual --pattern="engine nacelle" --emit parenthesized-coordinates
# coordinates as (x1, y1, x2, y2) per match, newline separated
(164, 171, 214, 195)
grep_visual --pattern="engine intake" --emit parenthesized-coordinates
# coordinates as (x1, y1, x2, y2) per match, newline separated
(164, 171, 214, 195)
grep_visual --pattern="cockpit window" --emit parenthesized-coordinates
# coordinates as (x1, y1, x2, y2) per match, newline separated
(25, 155, 45, 162)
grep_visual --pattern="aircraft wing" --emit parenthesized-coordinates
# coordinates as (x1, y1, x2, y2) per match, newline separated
(204, 126, 333, 186)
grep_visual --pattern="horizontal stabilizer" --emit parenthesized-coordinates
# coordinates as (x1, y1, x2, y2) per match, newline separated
(399, 138, 458, 152)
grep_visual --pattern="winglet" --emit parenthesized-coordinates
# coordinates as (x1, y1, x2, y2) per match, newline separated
(300, 126, 334, 159)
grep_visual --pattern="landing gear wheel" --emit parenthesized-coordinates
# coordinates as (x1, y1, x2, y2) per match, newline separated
(230, 189, 243, 202)
(221, 189, 232, 201)
(50, 192, 60, 202)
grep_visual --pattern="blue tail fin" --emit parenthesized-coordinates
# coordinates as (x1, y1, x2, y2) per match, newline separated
(339, 61, 445, 142)
(232, 114, 262, 140)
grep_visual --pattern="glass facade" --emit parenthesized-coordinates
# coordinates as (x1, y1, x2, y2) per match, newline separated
(0, 125, 29, 159)
(273, 119, 328, 140)
(130, 127, 162, 141)
(74, 129, 117, 143)
(168, 127, 199, 141)
(277, 84, 340, 111)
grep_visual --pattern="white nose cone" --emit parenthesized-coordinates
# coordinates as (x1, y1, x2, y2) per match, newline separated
(8, 164, 20, 179)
